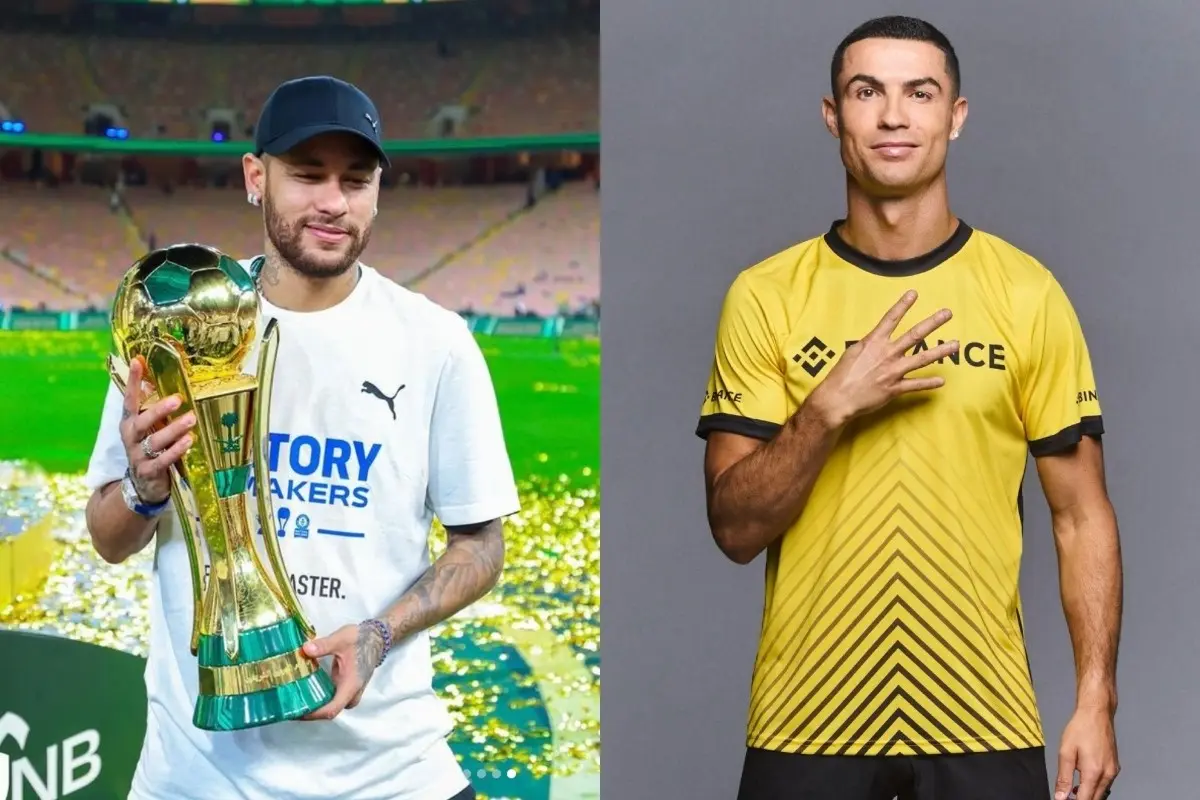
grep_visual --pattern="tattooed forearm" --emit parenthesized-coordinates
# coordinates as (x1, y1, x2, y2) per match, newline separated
(381, 518, 505, 643)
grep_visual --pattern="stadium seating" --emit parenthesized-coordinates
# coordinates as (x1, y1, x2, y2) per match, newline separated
(467, 36, 600, 136)
(0, 181, 598, 315)
(0, 32, 597, 141)
(413, 180, 599, 316)
(125, 183, 533, 286)
(360, 185, 532, 284)
(0, 184, 138, 307)
(0, 240, 83, 311)
(0, 33, 89, 138)
(0, 27, 598, 315)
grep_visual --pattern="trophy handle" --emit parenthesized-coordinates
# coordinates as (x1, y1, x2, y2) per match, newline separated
(168, 471, 206, 657)
(253, 318, 318, 641)
(106, 354, 129, 394)
(108, 353, 205, 655)
(146, 341, 244, 661)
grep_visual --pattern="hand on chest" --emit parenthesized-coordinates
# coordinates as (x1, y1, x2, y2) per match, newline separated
(786, 305, 1019, 418)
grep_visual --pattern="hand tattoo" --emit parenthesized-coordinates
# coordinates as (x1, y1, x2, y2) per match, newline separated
(355, 622, 384, 683)
(130, 472, 168, 505)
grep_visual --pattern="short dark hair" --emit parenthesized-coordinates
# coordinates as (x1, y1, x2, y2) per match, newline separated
(830, 16, 960, 98)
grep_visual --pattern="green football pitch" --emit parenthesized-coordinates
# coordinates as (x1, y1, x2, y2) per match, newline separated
(0, 330, 600, 800)
(0, 331, 600, 482)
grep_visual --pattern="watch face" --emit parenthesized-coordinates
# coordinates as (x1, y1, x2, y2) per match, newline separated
(121, 476, 139, 508)
(122, 475, 152, 512)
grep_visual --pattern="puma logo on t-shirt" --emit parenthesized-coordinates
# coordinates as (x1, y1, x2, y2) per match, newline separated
(361, 381, 405, 420)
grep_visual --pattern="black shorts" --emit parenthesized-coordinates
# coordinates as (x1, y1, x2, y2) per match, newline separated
(448, 786, 477, 800)
(737, 746, 1051, 800)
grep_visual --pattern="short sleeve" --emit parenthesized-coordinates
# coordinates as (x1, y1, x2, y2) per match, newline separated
(84, 383, 130, 492)
(1021, 275, 1104, 457)
(695, 273, 788, 441)
(427, 317, 521, 527)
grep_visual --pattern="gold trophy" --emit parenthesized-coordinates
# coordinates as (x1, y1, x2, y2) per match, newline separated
(107, 243, 334, 731)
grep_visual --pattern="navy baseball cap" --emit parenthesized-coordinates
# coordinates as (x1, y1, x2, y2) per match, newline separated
(254, 76, 390, 167)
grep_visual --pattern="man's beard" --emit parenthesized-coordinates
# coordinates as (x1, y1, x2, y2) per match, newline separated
(263, 195, 371, 279)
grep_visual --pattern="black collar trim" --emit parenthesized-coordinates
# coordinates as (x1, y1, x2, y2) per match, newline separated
(823, 218, 973, 277)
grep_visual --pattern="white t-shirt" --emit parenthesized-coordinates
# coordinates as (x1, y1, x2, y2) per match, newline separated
(84, 262, 521, 800)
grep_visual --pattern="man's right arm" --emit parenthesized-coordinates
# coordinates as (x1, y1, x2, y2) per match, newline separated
(704, 394, 844, 564)
(695, 272, 815, 565)
(697, 286, 957, 565)
(85, 479, 161, 565)
(83, 359, 193, 564)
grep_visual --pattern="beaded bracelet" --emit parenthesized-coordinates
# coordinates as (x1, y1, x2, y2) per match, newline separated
(361, 619, 392, 668)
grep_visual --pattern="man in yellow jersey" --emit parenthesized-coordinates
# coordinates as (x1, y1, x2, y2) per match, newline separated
(696, 16, 1122, 800)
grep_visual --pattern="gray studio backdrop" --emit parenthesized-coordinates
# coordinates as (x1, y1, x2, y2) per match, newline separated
(601, 0, 1200, 797)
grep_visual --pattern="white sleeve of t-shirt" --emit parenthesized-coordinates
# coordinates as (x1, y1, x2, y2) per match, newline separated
(426, 318, 521, 527)
(84, 383, 131, 493)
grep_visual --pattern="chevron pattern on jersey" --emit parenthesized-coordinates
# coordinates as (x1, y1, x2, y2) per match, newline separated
(745, 427, 1044, 756)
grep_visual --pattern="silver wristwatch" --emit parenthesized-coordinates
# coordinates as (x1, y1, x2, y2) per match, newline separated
(121, 469, 170, 518)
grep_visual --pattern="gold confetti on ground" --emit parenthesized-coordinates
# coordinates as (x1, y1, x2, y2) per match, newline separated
(0, 462, 600, 787)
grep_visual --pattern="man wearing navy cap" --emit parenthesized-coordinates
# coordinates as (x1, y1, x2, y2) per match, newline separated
(83, 76, 521, 800)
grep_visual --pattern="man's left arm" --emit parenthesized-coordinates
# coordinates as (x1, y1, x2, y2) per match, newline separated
(304, 317, 520, 719)
(368, 517, 506, 668)
(1038, 438, 1122, 712)
(1020, 272, 1121, 800)
(1036, 439, 1122, 800)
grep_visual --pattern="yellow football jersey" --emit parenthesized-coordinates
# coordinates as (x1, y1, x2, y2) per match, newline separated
(696, 220, 1103, 757)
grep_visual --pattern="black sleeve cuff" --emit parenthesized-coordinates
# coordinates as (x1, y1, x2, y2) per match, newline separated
(695, 413, 783, 441)
(1028, 415, 1105, 457)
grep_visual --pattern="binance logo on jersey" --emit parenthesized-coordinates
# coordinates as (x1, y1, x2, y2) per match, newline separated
(900, 337, 1007, 371)
(793, 336, 1008, 376)
(793, 336, 838, 377)
(705, 388, 744, 405)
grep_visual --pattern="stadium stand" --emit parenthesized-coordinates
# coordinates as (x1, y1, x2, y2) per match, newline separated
(0, 32, 89, 138)
(465, 35, 599, 137)
(126, 183, 536, 288)
(0, 179, 599, 315)
(0, 32, 597, 142)
(0, 6, 599, 318)
(0, 184, 137, 308)
(416, 180, 599, 317)
(0, 240, 84, 311)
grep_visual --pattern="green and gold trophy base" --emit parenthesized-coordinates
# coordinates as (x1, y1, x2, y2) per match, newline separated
(193, 615, 336, 732)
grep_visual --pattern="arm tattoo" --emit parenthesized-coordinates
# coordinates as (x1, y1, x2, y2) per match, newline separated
(382, 518, 505, 644)
(355, 622, 385, 683)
